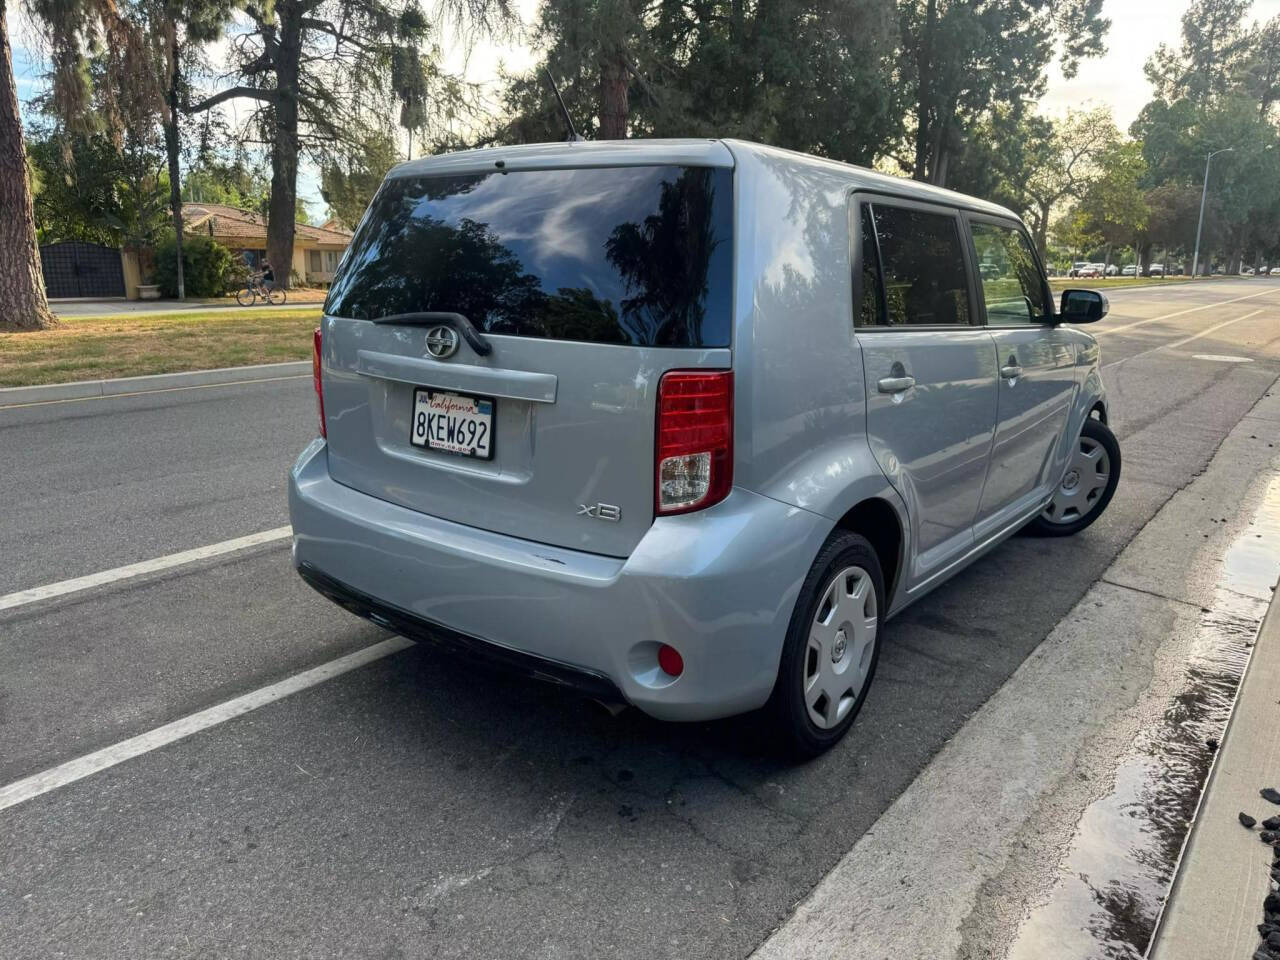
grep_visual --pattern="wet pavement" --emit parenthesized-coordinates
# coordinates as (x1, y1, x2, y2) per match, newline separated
(1005, 477, 1280, 959)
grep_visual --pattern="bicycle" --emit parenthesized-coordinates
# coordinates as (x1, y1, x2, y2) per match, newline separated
(236, 274, 287, 306)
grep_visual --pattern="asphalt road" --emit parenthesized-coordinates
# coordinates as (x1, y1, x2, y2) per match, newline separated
(2, 278, 1279, 959)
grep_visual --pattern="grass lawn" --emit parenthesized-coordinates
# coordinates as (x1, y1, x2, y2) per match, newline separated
(1046, 275, 1223, 292)
(0, 307, 322, 388)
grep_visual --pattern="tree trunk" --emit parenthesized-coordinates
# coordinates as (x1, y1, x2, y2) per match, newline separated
(1032, 200, 1051, 256)
(267, 5, 303, 289)
(911, 0, 937, 180)
(0, 1, 57, 330)
(930, 135, 950, 187)
(163, 24, 185, 300)
(598, 50, 629, 140)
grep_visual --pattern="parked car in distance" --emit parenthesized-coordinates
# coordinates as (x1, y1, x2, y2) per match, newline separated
(290, 139, 1122, 757)
(1069, 261, 1090, 278)
(1105, 264, 1119, 276)
(1121, 264, 1138, 276)
(1149, 263, 1166, 276)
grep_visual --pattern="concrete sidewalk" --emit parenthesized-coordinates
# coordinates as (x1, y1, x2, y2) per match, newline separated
(752, 383, 1280, 960)
(1150, 584, 1280, 958)
(50, 294, 326, 316)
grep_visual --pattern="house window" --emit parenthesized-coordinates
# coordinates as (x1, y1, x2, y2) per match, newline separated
(325, 250, 339, 270)
(309, 250, 322, 273)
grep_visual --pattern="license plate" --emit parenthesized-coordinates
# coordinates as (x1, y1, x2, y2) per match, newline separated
(410, 388, 494, 459)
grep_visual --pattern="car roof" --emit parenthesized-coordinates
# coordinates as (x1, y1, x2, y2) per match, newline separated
(387, 138, 1021, 222)
(721, 139, 1019, 220)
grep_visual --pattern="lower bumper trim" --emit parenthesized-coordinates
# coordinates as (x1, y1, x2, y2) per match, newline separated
(297, 563, 626, 703)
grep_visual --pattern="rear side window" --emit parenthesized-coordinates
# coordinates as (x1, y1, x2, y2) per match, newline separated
(857, 203, 972, 327)
(325, 165, 734, 348)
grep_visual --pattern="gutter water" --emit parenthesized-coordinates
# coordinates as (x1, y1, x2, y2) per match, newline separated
(1004, 474, 1280, 960)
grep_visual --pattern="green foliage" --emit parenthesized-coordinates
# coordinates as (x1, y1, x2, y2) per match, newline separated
(1145, 0, 1254, 103)
(1074, 141, 1149, 247)
(183, 159, 270, 210)
(153, 233, 239, 297)
(26, 125, 168, 249)
(1132, 0, 1280, 268)
(320, 128, 402, 228)
(898, 0, 1109, 185)
(494, 0, 903, 165)
(183, 156, 312, 223)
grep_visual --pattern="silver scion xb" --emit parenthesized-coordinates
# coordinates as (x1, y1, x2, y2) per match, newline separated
(289, 139, 1120, 757)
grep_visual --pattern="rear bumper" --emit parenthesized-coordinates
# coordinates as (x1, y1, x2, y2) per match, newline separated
(288, 439, 831, 721)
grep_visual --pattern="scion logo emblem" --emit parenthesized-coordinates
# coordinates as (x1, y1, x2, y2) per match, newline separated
(425, 325, 460, 359)
(578, 502, 622, 522)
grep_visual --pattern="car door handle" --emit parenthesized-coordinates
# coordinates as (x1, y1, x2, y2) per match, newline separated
(1000, 364, 1023, 379)
(877, 375, 916, 394)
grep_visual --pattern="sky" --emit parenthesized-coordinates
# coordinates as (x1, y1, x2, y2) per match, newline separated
(1040, 0, 1280, 129)
(9, 0, 1280, 221)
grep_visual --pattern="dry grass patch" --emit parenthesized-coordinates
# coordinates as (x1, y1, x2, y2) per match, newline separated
(0, 307, 322, 387)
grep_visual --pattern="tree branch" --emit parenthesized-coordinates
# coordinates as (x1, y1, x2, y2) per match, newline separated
(299, 17, 378, 52)
(186, 86, 278, 114)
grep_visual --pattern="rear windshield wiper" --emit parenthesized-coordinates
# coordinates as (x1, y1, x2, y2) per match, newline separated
(368, 311, 492, 357)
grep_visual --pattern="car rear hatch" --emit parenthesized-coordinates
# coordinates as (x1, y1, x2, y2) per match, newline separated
(319, 153, 735, 558)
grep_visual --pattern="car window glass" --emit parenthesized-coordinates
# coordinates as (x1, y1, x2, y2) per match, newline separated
(869, 205, 971, 326)
(325, 165, 734, 347)
(857, 204, 885, 327)
(971, 222, 1048, 324)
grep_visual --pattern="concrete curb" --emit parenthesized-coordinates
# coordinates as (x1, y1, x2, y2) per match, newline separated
(750, 383, 1280, 960)
(1149, 575, 1280, 959)
(0, 361, 310, 408)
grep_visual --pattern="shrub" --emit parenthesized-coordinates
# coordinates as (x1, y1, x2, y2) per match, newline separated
(153, 233, 239, 297)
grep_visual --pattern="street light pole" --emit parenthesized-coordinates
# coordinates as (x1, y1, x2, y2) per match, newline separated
(1191, 147, 1233, 278)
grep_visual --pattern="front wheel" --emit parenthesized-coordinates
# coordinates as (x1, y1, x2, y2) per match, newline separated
(235, 287, 257, 307)
(769, 531, 885, 759)
(1026, 417, 1121, 537)
(268, 286, 287, 305)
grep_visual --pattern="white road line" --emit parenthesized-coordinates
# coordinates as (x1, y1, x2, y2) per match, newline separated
(1094, 286, 1278, 338)
(0, 374, 310, 410)
(0, 636, 415, 813)
(1104, 309, 1265, 369)
(0, 526, 292, 613)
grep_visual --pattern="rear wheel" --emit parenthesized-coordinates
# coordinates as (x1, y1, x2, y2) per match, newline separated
(236, 286, 257, 307)
(1026, 417, 1121, 537)
(769, 531, 884, 759)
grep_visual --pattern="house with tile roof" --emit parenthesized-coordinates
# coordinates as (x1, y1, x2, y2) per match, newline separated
(183, 203, 353, 286)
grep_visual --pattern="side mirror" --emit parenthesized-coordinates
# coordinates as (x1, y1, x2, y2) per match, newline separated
(1058, 289, 1109, 324)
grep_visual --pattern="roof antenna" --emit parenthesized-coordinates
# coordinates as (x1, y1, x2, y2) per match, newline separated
(543, 68, 583, 142)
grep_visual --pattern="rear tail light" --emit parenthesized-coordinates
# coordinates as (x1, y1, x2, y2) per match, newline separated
(313, 326, 326, 438)
(655, 370, 732, 515)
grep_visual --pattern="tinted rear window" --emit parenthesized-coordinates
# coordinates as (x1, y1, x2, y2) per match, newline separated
(866, 204, 971, 327)
(325, 165, 734, 347)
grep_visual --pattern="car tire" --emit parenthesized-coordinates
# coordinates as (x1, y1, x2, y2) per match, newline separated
(769, 531, 885, 760)
(1026, 417, 1121, 537)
